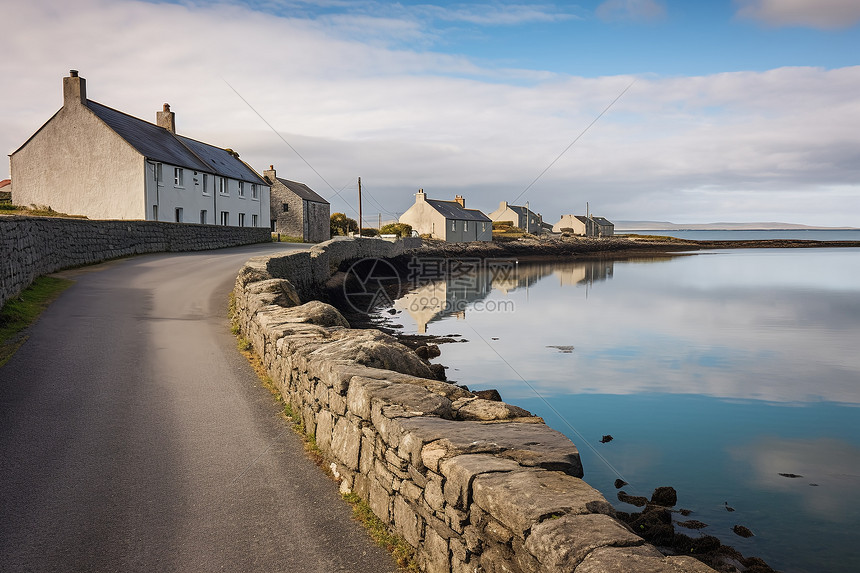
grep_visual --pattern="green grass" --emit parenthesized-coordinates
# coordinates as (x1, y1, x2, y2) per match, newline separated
(0, 204, 87, 218)
(271, 233, 304, 243)
(1, 276, 73, 366)
(342, 493, 419, 571)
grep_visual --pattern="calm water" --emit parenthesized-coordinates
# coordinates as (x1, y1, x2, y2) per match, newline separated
(380, 248, 860, 573)
(619, 229, 860, 241)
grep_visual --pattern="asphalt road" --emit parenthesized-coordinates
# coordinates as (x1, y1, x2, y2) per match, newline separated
(0, 243, 399, 573)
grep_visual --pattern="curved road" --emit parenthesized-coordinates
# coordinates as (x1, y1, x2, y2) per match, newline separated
(0, 244, 398, 572)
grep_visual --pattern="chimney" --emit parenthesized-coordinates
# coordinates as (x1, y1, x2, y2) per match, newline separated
(415, 188, 426, 203)
(500, 200, 507, 209)
(263, 165, 276, 183)
(454, 195, 465, 208)
(63, 70, 87, 106)
(157, 103, 176, 134)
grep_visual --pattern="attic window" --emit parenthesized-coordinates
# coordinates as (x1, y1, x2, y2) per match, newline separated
(282, 203, 289, 212)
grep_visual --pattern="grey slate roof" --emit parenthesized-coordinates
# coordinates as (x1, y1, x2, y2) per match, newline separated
(274, 177, 329, 204)
(592, 216, 614, 226)
(426, 199, 491, 222)
(87, 100, 265, 184)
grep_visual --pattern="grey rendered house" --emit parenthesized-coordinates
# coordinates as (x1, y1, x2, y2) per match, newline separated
(10, 71, 270, 227)
(398, 190, 492, 242)
(263, 166, 330, 242)
(487, 201, 544, 234)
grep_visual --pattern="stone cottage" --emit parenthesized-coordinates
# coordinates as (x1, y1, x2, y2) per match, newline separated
(263, 166, 330, 242)
(9, 71, 270, 227)
(398, 190, 492, 242)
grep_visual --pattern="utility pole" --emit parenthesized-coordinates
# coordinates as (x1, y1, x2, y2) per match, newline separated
(378, 213, 381, 230)
(358, 177, 362, 237)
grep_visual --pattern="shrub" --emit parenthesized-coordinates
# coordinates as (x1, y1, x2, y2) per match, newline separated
(330, 212, 358, 237)
(360, 228, 379, 237)
(492, 220, 514, 230)
(380, 222, 413, 237)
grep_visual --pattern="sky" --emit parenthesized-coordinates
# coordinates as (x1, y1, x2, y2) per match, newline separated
(2, 0, 859, 226)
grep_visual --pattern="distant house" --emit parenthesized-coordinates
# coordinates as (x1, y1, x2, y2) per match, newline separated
(263, 166, 330, 242)
(0, 179, 10, 203)
(9, 70, 270, 226)
(553, 215, 614, 237)
(488, 201, 543, 234)
(591, 216, 615, 237)
(399, 190, 491, 242)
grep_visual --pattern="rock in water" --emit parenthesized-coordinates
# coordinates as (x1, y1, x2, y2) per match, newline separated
(614, 479, 628, 489)
(600, 434, 613, 443)
(733, 525, 754, 538)
(650, 486, 678, 507)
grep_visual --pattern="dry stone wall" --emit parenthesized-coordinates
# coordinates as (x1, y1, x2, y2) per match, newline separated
(0, 215, 271, 308)
(233, 237, 717, 573)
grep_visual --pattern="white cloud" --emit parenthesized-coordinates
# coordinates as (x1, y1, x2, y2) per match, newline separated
(595, 0, 666, 22)
(2, 0, 859, 226)
(735, 0, 860, 29)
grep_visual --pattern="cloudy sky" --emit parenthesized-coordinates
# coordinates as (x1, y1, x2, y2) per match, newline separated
(3, 0, 859, 226)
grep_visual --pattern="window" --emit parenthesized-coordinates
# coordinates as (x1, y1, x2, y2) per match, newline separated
(202, 174, 209, 195)
(218, 177, 227, 195)
(238, 213, 245, 227)
(464, 221, 468, 232)
(175, 207, 183, 223)
(482, 222, 487, 232)
(152, 205, 158, 220)
(221, 211, 229, 226)
(451, 220, 456, 231)
(282, 203, 289, 212)
(200, 210, 207, 224)
(174, 168, 184, 187)
(251, 184, 258, 199)
(252, 214, 258, 227)
(153, 162, 163, 185)
(238, 181, 245, 197)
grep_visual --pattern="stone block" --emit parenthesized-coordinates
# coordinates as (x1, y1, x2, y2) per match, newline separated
(418, 523, 451, 573)
(330, 416, 361, 471)
(440, 454, 522, 509)
(369, 478, 392, 522)
(399, 417, 583, 477)
(573, 545, 671, 573)
(471, 469, 614, 539)
(424, 473, 446, 513)
(393, 496, 424, 548)
(524, 513, 644, 570)
(315, 410, 335, 452)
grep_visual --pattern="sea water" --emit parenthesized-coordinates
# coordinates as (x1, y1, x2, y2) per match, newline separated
(381, 247, 860, 573)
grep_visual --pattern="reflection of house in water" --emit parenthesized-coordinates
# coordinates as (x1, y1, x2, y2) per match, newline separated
(553, 261, 614, 286)
(395, 272, 494, 333)
(395, 260, 615, 332)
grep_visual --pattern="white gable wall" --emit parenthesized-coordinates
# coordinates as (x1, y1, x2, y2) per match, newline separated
(11, 103, 144, 220)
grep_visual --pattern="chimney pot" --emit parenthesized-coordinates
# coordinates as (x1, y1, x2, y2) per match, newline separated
(69, 70, 79, 77)
(163, 103, 170, 112)
(454, 194, 465, 208)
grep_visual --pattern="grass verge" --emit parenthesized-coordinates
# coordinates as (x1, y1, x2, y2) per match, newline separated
(1, 276, 73, 367)
(271, 233, 305, 243)
(228, 297, 419, 571)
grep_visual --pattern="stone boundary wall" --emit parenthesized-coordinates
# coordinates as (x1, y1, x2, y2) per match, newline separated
(0, 215, 271, 308)
(232, 237, 717, 573)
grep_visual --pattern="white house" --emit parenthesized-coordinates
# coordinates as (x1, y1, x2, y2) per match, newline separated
(10, 71, 270, 227)
(487, 201, 544, 234)
(398, 190, 492, 242)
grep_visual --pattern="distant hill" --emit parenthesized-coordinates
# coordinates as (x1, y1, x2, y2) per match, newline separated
(614, 221, 858, 231)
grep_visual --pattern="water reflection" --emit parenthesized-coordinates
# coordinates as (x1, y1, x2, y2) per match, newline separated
(729, 437, 860, 522)
(396, 260, 618, 332)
